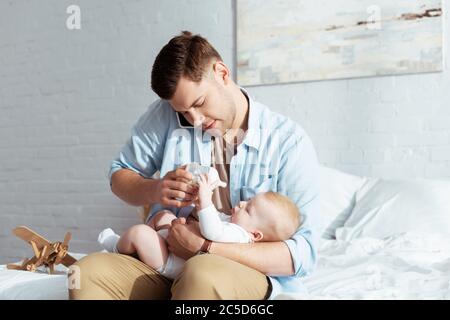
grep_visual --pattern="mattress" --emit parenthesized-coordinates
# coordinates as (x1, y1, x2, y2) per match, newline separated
(0, 253, 85, 300)
(277, 231, 450, 300)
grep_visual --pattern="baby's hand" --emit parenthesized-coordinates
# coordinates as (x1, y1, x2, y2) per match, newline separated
(195, 174, 213, 210)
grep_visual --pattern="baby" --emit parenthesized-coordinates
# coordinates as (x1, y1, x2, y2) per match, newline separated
(98, 169, 301, 280)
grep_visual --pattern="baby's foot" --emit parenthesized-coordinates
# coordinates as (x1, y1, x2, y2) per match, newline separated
(98, 228, 120, 253)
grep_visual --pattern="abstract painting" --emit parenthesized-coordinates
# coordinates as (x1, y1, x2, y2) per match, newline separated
(236, 0, 443, 86)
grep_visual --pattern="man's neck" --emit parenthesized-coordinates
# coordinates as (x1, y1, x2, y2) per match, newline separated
(223, 86, 249, 146)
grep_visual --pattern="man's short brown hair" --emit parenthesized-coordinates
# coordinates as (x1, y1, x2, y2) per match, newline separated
(151, 31, 223, 100)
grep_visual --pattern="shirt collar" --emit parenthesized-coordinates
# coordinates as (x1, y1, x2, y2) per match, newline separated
(240, 88, 261, 151)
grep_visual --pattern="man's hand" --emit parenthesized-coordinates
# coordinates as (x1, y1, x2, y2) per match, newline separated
(166, 218, 205, 260)
(156, 165, 198, 208)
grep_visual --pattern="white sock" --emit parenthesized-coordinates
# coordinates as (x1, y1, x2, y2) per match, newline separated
(98, 228, 120, 253)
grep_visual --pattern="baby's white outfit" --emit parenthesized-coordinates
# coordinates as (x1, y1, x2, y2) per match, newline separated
(197, 205, 252, 244)
(98, 205, 252, 280)
(153, 228, 185, 279)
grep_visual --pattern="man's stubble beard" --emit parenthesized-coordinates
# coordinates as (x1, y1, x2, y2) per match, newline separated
(220, 87, 237, 135)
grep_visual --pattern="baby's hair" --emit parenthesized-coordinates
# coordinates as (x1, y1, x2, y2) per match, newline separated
(262, 191, 301, 241)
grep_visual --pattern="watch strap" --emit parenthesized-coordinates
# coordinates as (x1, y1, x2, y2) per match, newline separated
(199, 239, 212, 254)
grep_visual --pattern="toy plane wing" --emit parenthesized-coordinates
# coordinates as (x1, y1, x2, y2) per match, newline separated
(13, 226, 51, 249)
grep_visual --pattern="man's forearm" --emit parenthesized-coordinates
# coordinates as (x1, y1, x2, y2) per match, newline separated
(110, 169, 159, 206)
(208, 241, 295, 276)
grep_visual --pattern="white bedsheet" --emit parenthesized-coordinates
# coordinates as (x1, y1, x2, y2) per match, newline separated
(2, 232, 449, 299)
(0, 253, 85, 300)
(276, 231, 450, 300)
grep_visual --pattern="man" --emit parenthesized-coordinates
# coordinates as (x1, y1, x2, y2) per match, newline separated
(69, 31, 320, 300)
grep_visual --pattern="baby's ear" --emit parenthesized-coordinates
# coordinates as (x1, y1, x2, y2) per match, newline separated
(251, 230, 264, 242)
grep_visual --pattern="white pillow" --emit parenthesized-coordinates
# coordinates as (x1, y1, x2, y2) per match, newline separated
(318, 166, 367, 239)
(335, 178, 450, 241)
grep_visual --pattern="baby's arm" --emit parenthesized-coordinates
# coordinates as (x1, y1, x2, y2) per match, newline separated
(196, 174, 250, 243)
(198, 206, 250, 243)
(198, 205, 232, 240)
(194, 174, 214, 210)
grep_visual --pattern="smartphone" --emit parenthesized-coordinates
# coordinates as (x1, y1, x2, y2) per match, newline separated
(176, 112, 194, 128)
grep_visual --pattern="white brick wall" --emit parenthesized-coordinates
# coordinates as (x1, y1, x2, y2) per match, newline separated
(0, 0, 449, 264)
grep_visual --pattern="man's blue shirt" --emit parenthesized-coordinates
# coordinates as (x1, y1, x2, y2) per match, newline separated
(109, 89, 320, 299)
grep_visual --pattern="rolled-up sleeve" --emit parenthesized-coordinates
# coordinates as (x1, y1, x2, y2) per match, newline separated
(277, 131, 320, 277)
(108, 102, 167, 184)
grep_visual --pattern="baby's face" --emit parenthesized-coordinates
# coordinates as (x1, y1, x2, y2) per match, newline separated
(230, 193, 272, 231)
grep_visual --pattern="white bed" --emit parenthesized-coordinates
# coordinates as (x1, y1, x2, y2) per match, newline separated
(2, 166, 450, 300)
(0, 253, 85, 300)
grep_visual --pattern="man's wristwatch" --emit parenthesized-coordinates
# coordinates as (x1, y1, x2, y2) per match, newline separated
(197, 239, 212, 255)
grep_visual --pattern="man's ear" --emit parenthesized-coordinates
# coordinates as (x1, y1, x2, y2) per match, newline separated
(251, 230, 264, 242)
(212, 61, 230, 85)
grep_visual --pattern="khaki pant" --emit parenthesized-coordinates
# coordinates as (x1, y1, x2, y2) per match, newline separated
(68, 252, 271, 300)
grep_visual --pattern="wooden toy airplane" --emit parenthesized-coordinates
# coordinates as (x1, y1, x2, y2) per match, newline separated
(7, 226, 77, 274)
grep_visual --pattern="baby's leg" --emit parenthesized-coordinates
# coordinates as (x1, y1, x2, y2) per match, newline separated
(116, 224, 168, 270)
(148, 209, 178, 231)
